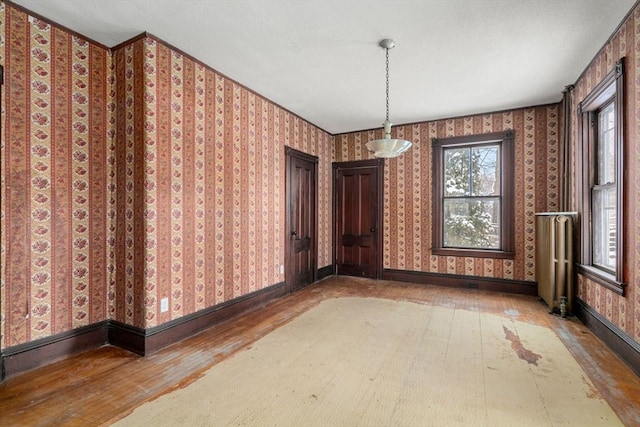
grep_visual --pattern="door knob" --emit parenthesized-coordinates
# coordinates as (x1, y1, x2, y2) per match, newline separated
(370, 228, 375, 233)
(291, 230, 297, 236)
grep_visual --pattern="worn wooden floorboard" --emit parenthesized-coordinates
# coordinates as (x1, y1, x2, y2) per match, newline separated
(0, 276, 639, 426)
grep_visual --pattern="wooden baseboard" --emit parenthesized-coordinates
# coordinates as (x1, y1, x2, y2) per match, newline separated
(108, 281, 287, 356)
(317, 265, 334, 280)
(1, 321, 109, 381)
(382, 269, 538, 296)
(108, 321, 146, 356)
(143, 282, 286, 354)
(1, 282, 287, 380)
(574, 298, 640, 377)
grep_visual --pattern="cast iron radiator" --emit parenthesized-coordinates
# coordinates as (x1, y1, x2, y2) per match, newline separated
(535, 212, 577, 315)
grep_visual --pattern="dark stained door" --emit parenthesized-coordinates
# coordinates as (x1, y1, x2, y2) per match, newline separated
(334, 159, 383, 279)
(285, 147, 317, 292)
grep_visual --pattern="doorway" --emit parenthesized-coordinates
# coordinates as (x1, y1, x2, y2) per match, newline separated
(285, 147, 318, 293)
(333, 159, 384, 279)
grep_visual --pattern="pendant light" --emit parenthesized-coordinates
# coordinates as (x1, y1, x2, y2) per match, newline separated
(365, 38, 412, 158)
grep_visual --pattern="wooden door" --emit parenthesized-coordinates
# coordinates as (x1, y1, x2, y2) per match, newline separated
(285, 147, 317, 292)
(334, 159, 383, 279)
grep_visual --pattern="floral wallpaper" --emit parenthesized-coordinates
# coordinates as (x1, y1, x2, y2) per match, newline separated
(334, 105, 561, 282)
(0, 4, 110, 348)
(111, 36, 333, 329)
(570, 3, 640, 343)
(0, 2, 332, 348)
(2, 0, 638, 356)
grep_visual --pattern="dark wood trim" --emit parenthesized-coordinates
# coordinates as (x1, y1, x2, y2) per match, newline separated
(560, 85, 574, 212)
(317, 265, 334, 280)
(614, 59, 625, 288)
(431, 248, 515, 259)
(333, 159, 384, 279)
(579, 60, 621, 111)
(284, 147, 319, 164)
(383, 269, 537, 296)
(574, 297, 640, 378)
(577, 95, 590, 264)
(431, 130, 515, 257)
(3, 1, 110, 50)
(1, 321, 109, 380)
(332, 163, 337, 277)
(332, 159, 382, 169)
(107, 321, 146, 356)
(3, 277, 640, 425)
(576, 58, 625, 294)
(285, 147, 318, 292)
(110, 281, 287, 356)
(375, 159, 385, 280)
(577, 266, 625, 296)
(501, 130, 515, 253)
(432, 131, 509, 147)
(1, 282, 286, 379)
(144, 281, 286, 354)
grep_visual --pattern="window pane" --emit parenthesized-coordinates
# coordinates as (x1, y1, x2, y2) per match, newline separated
(471, 145, 500, 196)
(593, 186, 616, 270)
(443, 198, 500, 249)
(598, 103, 615, 185)
(444, 148, 470, 196)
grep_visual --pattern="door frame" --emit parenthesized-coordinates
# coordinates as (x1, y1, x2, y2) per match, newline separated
(284, 146, 318, 293)
(332, 158, 384, 280)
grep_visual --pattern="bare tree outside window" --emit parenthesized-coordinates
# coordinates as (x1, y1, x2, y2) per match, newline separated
(432, 130, 514, 259)
(443, 145, 500, 249)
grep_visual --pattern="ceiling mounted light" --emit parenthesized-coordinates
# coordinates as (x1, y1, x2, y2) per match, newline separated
(365, 38, 412, 158)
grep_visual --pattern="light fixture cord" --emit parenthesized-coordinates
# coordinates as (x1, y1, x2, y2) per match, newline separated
(385, 46, 390, 122)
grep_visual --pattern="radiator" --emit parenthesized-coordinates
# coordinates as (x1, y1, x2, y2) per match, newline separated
(535, 212, 577, 315)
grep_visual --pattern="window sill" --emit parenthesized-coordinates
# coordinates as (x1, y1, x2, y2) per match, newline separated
(577, 264, 626, 296)
(432, 248, 515, 259)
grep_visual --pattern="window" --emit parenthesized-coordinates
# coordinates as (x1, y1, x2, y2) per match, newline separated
(432, 130, 514, 258)
(577, 58, 625, 295)
(593, 101, 616, 271)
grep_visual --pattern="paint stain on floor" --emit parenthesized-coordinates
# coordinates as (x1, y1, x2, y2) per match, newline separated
(503, 326, 542, 366)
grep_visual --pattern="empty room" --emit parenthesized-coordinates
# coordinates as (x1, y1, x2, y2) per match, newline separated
(1, 0, 640, 425)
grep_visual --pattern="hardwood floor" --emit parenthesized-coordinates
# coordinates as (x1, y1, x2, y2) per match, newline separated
(1, 276, 640, 426)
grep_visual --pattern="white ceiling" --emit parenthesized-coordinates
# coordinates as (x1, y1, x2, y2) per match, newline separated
(12, 0, 636, 134)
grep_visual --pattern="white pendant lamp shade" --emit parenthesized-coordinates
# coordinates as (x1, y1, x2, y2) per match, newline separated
(365, 119, 412, 158)
(366, 39, 412, 158)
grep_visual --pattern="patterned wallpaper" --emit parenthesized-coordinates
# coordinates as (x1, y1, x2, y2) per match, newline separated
(0, 4, 110, 348)
(334, 106, 561, 282)
(569, 4, 640, 343)
(2, 0, 637, 353)
(111, 36, 333, 329)
(0, 2, 332, 348)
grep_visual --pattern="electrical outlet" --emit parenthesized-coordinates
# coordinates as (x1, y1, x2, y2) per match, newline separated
(279, 265, 284, 275)
(160, 297, 169, 313)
